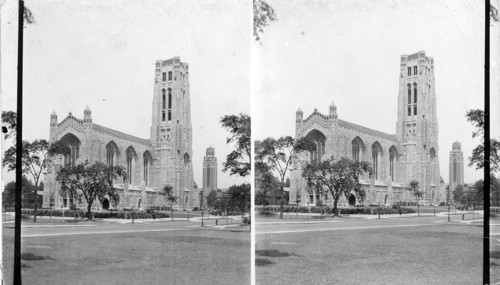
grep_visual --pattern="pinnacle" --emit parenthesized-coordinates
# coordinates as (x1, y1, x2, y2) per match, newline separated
(330, 100, 336, 107)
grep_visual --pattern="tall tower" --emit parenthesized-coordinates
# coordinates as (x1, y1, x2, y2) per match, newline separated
(151, 56, 194, 208)
(202, 147, 218, 195)
(449, 141, 464, 200)
(396, 51, 440, 204)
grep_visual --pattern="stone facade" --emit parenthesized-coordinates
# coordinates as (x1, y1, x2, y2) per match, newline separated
(289, 51, 444, 207)
(448, 141, 464, 202)
(42, 56, 198, 210)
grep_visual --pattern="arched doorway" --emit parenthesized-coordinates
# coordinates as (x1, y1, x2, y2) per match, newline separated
(348, 194, 356, 206)
(102, 198, 110, 210)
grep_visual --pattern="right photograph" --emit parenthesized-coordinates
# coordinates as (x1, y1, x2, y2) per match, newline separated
(253, 0, 493, 284)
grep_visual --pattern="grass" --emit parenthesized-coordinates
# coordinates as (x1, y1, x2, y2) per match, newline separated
(3, 227, 250, 285)
(256, 223, 482, 284)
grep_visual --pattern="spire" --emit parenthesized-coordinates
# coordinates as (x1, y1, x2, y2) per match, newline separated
(329, 99, 338, 119)
(330, 100, 336, 107)
(51, 110, 57, 116)
(297, 106, 302, 113)
(85, 105, 91, 111)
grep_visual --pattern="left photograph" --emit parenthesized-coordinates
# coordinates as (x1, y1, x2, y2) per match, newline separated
(1, 1, 251, 284)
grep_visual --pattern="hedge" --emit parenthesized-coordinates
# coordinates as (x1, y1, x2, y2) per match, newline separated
(21, 209, 170, 219)
(256, 205, 415, 215)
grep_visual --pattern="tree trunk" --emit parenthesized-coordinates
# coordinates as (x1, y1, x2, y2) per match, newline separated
(33, 194, 38, 223)
(279, 186, 284, 219)
(417, 198, 420, 216)
(86, 202, 93, 220)
(170, 204, 173, 222)
(333, 197, 340, 216)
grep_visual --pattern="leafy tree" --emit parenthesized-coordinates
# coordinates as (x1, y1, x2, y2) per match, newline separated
(227, 183, 251, 216)
(254, 0, 277, 42)
(256, 136, 315, 219)
(408, 180, 423, 216)
(355, 186, 366, 207)
(161, 185, 177, 221)
(466, 109, 500, 173)
(2, 111, 17, 140)
(302, 156, 372, 216)
(492, 175, 500, 207)
(2, 177, 37, 210)
(3, 139, 70, 222)
(56, 162, 125, 219)
(254, 160, 279, 207)
(220, 114, 251, 177)
(453, 184, 464, 205)
(206, 189, 218, 209)
(108, 191, 120, 210)
(492, 4, 499, 23)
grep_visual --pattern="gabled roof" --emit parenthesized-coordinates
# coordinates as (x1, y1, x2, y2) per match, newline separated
(93, 123, 151, 146)
(338, 119, 396, 142)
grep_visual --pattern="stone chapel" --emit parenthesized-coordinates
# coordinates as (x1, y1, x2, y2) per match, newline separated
(42, 57, 198, 210)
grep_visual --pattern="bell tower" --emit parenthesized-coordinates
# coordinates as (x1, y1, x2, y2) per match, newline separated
(396, 51, 440, 204)
(150, 56, 194, 208)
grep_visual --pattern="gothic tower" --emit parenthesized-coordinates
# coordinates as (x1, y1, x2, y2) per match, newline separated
(202, 147, 218, 196)
(448, 141, 464, 201)
(151, 56, 194, 208)
(396, 51, 440, 204)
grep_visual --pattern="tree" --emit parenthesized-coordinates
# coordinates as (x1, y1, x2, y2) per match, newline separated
(162, 185, 177, 221)
(206, 189, 218, 209)
(253, 0, 277, 42)
(408, 180, 423, 216)
(56, 162, 125, 219)
(492, 175, 500, 207)
(303, 156, 372, 216)
(254, 160, 279, 207)
(3, 139, 70, 222)
(227, 183, 251, 216)
(256, 136, 316, 219)
(355, 186, 366, 207)
(2, 177, 36, 210)
(466, 109, 500, 173)
(2, 111, 17, 140)
(220, 114, 251, 177)
(108, 191, 120, 210)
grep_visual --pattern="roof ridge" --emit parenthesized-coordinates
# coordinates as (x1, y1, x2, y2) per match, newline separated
(338, 119, 396, 141)
(93, 123, 150, 146)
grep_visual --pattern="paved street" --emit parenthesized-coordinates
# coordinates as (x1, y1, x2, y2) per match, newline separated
(3, 220, 250, 285)
(256, 214, 483, 285)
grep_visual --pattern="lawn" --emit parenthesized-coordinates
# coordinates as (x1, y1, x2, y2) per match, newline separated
(256, 223, 482, 285)
(3, 227, 250, 285)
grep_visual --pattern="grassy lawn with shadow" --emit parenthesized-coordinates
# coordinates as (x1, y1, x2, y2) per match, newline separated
(256, 223, 481, 285)
(3, 227, 250, 285)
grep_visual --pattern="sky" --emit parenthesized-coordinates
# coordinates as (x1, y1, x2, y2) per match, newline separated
(1, 0, 251, 188)
(253, 0, 500, 184)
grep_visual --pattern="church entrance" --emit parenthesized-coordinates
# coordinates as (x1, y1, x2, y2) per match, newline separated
(102, 198, 110, 210)
(348, 194, 356, 206)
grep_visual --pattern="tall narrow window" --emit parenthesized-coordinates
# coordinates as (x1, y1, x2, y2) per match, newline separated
(407, 84, 411, 104)
(413, 83, 417, 103)
(162, 89, 166, 109)
(168, 88, 172, 109)
(372, 143, 382, 180)
(389, 146, 397, 182)
(143, 152, 151, 186)
(168, 71, 172, 81)
(126, 147, 137, 185)
(413, 66, 417, 75)
(414, 105, 417, 115)
(168, 110, 172, 121)
(407, 67, 411, 76)
(162, 72, 166, 82)
(162, 111, 166, 121)
(408, 107, 411, 116)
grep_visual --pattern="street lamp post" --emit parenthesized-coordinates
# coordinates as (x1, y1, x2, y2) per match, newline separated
(447, 202, 450, 222)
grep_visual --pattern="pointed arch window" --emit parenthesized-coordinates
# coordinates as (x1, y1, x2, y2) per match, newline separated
(105, 141, 119, 167)
(305, 130, 326, 163)
(168, 88, 172, 121)
(60, 133, 80, 168)
(143, 151, 152, 186)
(389, 146, 398, 182)
(371, 142, 383, 180)
(351, 137, 365, 162)
(162, 89, 166, 109)
(126, 147, 137, 185)
(413, 83, 418, 116)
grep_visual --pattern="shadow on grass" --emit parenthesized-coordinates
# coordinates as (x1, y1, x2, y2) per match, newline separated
(256, 249, 299, 258)
(21, 253, 53, 261)
(256, 258, 274, 267)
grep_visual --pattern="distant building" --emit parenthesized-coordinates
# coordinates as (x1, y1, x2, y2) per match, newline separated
(202, 147, 217, 199)
(448, 141, 464, 202)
